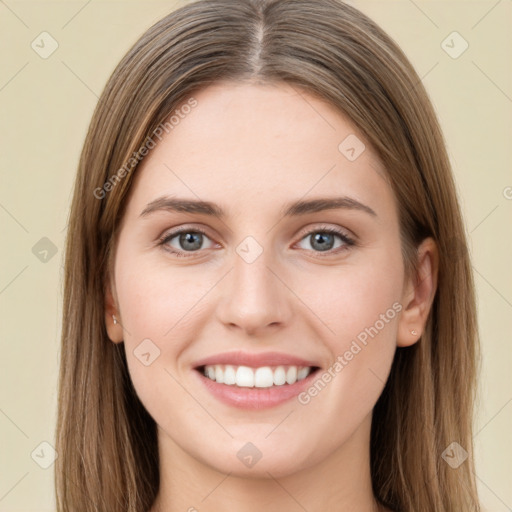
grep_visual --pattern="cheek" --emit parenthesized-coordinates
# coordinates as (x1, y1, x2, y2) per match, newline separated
(291, 257, 401, 411)
(114, 253, 204, 432)
(298, 256, 403, 346)
(115, 251, 211, 342)
(113, 251, 218, 407)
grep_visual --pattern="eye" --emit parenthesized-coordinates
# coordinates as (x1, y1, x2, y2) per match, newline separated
(158, 224, 356, 259)
(158, 227, 216, 257)
(295, 226, 355, 255)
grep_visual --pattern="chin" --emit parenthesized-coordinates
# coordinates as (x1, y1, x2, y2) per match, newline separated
(199, 439, 317, 479)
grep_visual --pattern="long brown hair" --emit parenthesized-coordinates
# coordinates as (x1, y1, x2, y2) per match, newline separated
(55, 0, 481, 510)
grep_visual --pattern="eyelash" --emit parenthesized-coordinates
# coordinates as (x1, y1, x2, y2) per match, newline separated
(158, 224, 356, 259)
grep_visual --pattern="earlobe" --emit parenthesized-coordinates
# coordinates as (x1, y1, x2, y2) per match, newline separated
(105, 280, 124, 344)
(396, 237, 439, 347)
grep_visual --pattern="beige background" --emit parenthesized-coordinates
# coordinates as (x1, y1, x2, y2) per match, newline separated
(1, 1, 511, 510)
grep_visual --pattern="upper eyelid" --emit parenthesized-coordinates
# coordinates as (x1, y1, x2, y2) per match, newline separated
(160, 224, 214, 242)
(296, 223, 353, 239)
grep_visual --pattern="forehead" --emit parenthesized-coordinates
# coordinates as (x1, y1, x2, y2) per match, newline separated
(125, 81, 396, 222)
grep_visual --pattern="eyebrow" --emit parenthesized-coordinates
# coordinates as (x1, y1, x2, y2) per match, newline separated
(139, 195, 377, 219)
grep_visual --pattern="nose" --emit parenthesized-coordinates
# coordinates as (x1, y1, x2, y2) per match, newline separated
(215, 244, 292, 336)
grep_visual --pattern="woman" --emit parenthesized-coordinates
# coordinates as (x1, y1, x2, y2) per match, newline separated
(55, 0, 481, 510)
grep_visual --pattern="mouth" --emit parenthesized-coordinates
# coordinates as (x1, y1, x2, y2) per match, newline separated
(192, 364, 322, 409)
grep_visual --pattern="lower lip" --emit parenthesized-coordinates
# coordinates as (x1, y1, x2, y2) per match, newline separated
(193, 368, 320, 410)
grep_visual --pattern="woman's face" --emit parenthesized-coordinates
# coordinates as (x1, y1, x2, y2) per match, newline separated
(108, 81, 418, 477)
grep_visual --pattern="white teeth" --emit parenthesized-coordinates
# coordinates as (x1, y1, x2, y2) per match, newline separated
(206, 366, 216, 380)
(223, 365, 236, 385)
(254, 367, 274, 388)
(202, 364, 314, 387)
(273, 366, 286, 386)
(236, 366, 254, 387)
(286, 366, 297, 384)
(297, 367, 310, 381)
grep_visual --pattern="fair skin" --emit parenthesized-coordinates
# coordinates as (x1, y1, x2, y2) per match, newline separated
(105, 81, 438, 512)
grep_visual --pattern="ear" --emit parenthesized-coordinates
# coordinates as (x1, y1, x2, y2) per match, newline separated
(105, 276, 124, 344)
(397, 237, 439, 347)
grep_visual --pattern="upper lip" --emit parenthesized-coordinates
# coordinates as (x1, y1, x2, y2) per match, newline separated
(193, 350, 321, 369)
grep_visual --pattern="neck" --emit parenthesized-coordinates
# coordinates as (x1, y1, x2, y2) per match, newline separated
(150, 413, 388, 512)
